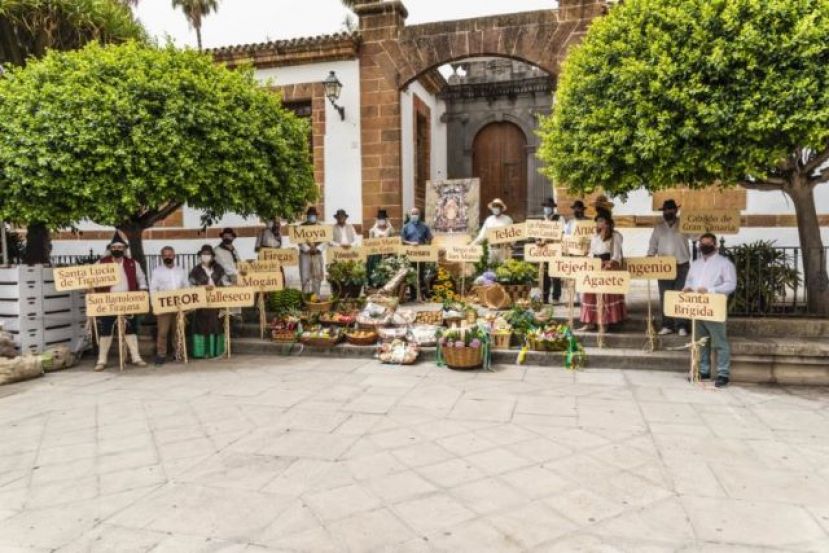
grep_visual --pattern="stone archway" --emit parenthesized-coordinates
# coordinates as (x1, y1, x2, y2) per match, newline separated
(352, 0, 607, 228)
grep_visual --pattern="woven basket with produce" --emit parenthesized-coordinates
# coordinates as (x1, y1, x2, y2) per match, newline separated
(345, 328, 378, 346)
(271, 315, 301, 343)
(437, 325, 490, 370)
(526, 325, 570, 352)
(304, 293, 334, 312)
(319, 312, 356, 326)
(299, 327, 343, 347)
(377, 339, 419, 365)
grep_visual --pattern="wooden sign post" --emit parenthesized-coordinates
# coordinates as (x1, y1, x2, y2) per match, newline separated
(151, 287, 209, 364)
(86, 291, 150, 371)
(400, 245, 440, 301)
(575, 271, 631, 348)
(549, 257, 602, 327)
(664, 291, 728, 383)
(623, 256, 678, 351)
(238, 272, 284, 339)
(486, 223, 527, 245)
(445, 245, 484, 297)
(524, 242, 563, 290)
(206, 286, 256, 358)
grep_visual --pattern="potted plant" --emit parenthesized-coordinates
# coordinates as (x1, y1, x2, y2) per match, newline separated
(494, 259, 537, 302)
(327, 260, 367, 299)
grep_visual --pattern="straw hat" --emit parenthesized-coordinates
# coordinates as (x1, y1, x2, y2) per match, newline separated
(487, 198, 507, 211)
(591, 194, 615, 212)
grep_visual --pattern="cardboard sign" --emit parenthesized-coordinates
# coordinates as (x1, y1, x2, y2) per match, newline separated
(664, 291, 728, 322)
(524, 243, 563, 263)
(624, 256, 678, 280)
(363, 236, 401, 255)
(258, 248, 299, 266)
(562, 236, 591, 256)
(289, 224, 333, 244)
(652, 186, 747, 212)
(575, 271, 631, 294)
(238, 271, 284, 292)
(445, 245, 483, 263)
(206, 286, 256, 309)
(400, 245, 439, 263)
(151, 287, 208, 315)
(548, 257, 603, 278)
(680, 210, 740, 235)
(86, 291, 150, 317)
(54, 264, 120, 291)
(238, 260, 282, 273)
(487, 223, 527, 245)
(525, 220, 563, 241)
(327, 247, 368, 264)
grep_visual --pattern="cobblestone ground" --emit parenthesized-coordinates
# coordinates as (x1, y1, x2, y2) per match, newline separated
(0, 357, 827, 553)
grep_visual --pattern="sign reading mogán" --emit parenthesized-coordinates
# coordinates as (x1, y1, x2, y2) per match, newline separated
(54, 264, 120, 292)
(86, 291, 150, 317)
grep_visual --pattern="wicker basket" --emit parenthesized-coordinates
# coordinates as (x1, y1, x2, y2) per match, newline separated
(490, 331, 512, 350)
(300, 335, 342, 348)
(527, 336, 567, 352)
(305, 300, 334, 313)
(443, 316, 464, 328)
(482, 284, 512, 310)
(442, 346, 484, 370)
(345, 331, 378, 346)
(503, 284, 532, 304)
(272, 329, 297, 343)
(415, 310, 442, 325)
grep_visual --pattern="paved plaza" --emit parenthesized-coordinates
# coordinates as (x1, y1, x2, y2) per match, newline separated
(0, 357, 827, 553)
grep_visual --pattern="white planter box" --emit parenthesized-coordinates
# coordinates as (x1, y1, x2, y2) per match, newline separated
(0, 314, 40, 333)
(0, 296, 43, 317)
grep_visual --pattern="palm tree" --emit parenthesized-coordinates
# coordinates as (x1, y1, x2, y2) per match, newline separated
(171, 0, 219, 51)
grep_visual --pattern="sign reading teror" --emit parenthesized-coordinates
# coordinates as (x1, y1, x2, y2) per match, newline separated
(547, 257, 602, 278)
(54, 264, 120, 291)
(624, 256, 678, 280)
(664, 291, 728, 322)
(487, 223, 527, 244)
(86, 291, 150, 317)
(289, 225, 334, 244)
(575, 271, 632, 295)
(151, 287, 208, 315)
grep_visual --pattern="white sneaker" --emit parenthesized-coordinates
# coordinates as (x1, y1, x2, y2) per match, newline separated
(658, 327, 674, 336)
(678, 328, 688, 337)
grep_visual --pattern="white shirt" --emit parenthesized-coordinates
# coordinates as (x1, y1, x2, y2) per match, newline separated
(647, 219, 692, 264)
(331, 223, 357, 247)
(369, 223, 395, 238)
(685, 253, 737, 295)
(472, 214, 513, 245)
(108, 260, 148, 293)
(256, 226, 281, 250)
(150, 264, 187, 292)
(214, 245, 238, 280)
(590, 231, 623, 263)
(565, 217, 587, 236)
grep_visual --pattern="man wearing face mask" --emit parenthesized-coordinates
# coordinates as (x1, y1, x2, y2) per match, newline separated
(255, 218, 282, 252)
(149, 246, 188, 365)
(538, 198, 563, 304)
(298, 206, 325, 295)
(401, 207, 433, 300)
(564, 200, 588, 235)
(683, 233, 737, 388)
(648, 199, 693, 336)
(94, 233, 148, 371)
(472, 198, 513, 263)
(214, 228, 239, 285)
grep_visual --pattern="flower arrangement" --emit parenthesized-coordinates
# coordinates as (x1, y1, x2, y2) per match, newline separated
(431, 266, 458, 303)
(526, 324, 571, 352)
(369, 256, 416, 288)
(495, 259, 537, 285)
(504, 305, 538, 337)
(437, 325, 490, 370)
(437, 325, 487, 350)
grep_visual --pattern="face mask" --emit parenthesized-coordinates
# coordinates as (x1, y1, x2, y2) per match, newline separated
(491, 208, 502, 216)
(201, 254, 213, 264)
(308, 215, 317, 223)
(410, 215, 420, 223)
(222, 237, 233, 245)
(663, 212, 676, 222)
(543, 207, 554, 216)
(163, 258, 174, 267)
(574, 210, 585, 218)
(699, 244, 716, 256)
(111, 250, 124, 258)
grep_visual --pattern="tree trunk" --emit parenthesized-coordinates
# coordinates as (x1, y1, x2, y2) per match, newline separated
(118, 222, 147, 274)
(196, 25, 202, 51)
(786, 179, 829, 316)
(22, 222, 51, 265)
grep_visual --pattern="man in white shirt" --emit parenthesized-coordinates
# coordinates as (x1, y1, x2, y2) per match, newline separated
(564, 200, 588, 235)
(684, 233, 737, 387)
(648, 199, 693, 336)
(330, 209, 357, 248)
(255, 218, 282, 252)
(150, 246, 188, 365)
(214, 228, 239, 284)
(472, 198, 513, 263)
(298, 207, 325, 295)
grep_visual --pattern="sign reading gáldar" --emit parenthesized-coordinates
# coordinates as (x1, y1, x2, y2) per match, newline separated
(487, 223, 527, 244)
(547, 257, 602, 278)
(679, 210, 741, 235)
(444, 245, 483, 263)
(206, 286, 256, 309)
(623, 256, 678, 280)
(86, 291, 150, 317)
(151, 287, 208, 315)
(524, 243, 563, 263)
(289, 224, 333, 244)
(257, 248, 300, 266)
(663, 291, 728, 322)
(54, 264, 120, 291)
(575, 271, 631, 295)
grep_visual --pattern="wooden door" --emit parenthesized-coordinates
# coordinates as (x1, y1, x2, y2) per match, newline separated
(472, 122, 528, 222)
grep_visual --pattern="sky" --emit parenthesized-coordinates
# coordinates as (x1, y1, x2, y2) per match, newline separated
(135, 0, 559, 50)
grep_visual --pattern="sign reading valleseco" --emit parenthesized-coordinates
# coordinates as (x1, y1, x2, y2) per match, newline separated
(680, 210, 741, 235)
(525, 220, 563, 241)
(547, 257, 602, 278)
(86, 291, 150, 317)
(289, 224, 333, 244)
(363, 237, 401, 255)
(445, 245, 483, 263)
(664, 291, 728, 323)
(257, 248, 299, 266)
(238, 260, 282, 273)
(206, 286, 256, 309)
(487, 223, 527, 244)
(524, 243, 563, 263)
(54, 264, 120, 292)
(575, 271, 631, 295)
(623, 256, 677, 280)
(151, 287, 208, 315)
(326, 247, 368, 263)
(238, 271, 284, 292)
(400, 245, 440, 263)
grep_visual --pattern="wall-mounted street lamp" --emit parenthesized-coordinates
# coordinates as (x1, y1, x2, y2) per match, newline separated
(323, 70, 345, 121)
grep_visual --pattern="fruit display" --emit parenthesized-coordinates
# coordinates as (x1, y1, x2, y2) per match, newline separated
(377, 339, 419, 365)
(319, 312, 356, 326)
(299, 326, 343, 347)
(304, 293, 334, 312)
(345, 329, 378, 346)
(356, 302, 392, 327)
(525, 324, 571, 352)
(407, 325, 441, 347)
(390, 309, 417, 326)
(268, 289, 304, 315)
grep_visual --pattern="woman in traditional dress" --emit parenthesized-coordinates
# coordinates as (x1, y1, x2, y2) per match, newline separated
(189, 244, 229, 358)
(579, 210, 626, 331)
(367, 208, 395, 278)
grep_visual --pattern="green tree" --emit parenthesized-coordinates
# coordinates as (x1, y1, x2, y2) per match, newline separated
(0, 41, 317, 267)
(538, 0, 829, 315)
(171, 0, 218, 51)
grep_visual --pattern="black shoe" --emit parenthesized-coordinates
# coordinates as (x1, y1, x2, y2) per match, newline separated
(699, 373, 711, 381)
(715, 376, 729, 388)
(153, 355, 166, 366)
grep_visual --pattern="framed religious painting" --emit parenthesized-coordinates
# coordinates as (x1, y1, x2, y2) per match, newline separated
(425, 178, 480, 235)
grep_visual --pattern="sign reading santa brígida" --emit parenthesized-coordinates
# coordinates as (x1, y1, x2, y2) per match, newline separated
(664, 291, 728, 323)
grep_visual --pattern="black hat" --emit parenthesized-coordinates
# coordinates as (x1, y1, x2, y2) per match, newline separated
(594, 208, 613, 222)
(334, 209, 349, 219)
(306, 206, 318, 217)
(220, 227, 237, 238)
(377, 209, 389, 219)
(572, 200, 586, 210)
(109, 232, 127, 247)
(198, 244, 214, 256)
(659, 199, 680, 211)
(542, 197, 557, 208)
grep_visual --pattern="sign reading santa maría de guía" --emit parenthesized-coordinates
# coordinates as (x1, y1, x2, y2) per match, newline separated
(151, 287, 208, 315)
(288, 224, 334, 244)
(363, 237, 401, 255)
(238, 271, 284, 292)
(400, 245, 440, 263)
(257, 248, 299, 266)
(326, 247, 367, 264)
(205, 286, 256, 309)
(623, 256, 678, 280)
(664, 291, 728, 323)
(679, 210, 741, 235)
(525, 220, 563, 241)
(86, 291, 149, 317)
(524, 243, 563, 263)
(54, 264, 120, 292)
(444, 245, 483, 263)
(237, 260, 282, 273)
(575, 271, 632, 295)
(487, 223, 527, 244)
(547, 257, 602, 278)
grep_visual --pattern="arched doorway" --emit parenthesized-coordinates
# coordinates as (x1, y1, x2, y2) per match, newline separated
(472, 121, 528, 223)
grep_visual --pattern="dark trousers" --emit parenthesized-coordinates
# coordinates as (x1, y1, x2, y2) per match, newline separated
(97, 315, 138, 337)
(542, 266, 562, 303)
(658, 262, 690, 331)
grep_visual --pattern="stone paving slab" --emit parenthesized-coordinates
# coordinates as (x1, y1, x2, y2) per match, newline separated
(0, 357, 827, 552)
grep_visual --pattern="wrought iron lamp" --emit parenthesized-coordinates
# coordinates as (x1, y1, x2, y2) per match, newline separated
(323, 71, 345, 120)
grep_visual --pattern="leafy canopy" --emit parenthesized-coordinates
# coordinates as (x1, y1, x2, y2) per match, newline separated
(0, 41, 317, 229)
(537, 0, 829, 193)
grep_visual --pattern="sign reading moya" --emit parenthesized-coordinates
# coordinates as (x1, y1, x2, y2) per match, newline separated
(623, 256, 677, 280)
(664, 291, 728, 322)
(326, 247, 367, 263)
(206, 286, 256, 309)
(547, 257, 602, 278)
(257, 248, 299, 266)
(86, 291, 150, 317)
(151, 287, 208, 315)
(444, 245, 483, 263)
(289, 225, 333, 243)
(680, 211, 740, 235)
(54, 264, 120, 291)
(525, 220, 563, 241)
(524, 243, 563, 263)
(487, 223, 527, 244)
(238, 271, 284, 292)
(575, 271, 631, 295)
